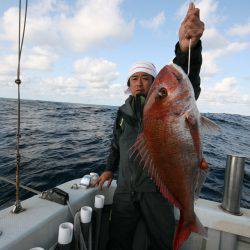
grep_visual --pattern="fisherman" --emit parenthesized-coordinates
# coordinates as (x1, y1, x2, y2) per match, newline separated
(94, 3, 204, 250)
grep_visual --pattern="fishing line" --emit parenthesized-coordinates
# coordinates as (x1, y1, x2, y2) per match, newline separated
(188, 38, 192, 75)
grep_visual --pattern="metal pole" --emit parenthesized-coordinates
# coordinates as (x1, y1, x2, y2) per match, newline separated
(221, 155, 245, 215)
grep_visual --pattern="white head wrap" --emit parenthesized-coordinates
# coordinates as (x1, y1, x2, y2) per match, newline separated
(127, 61, 157, 85)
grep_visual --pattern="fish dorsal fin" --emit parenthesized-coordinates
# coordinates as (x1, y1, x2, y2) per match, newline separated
(129, 133, 181, 209)
(201, 116, 220, 135)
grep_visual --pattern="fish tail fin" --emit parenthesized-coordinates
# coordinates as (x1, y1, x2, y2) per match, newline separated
(174, 213, 207, 250)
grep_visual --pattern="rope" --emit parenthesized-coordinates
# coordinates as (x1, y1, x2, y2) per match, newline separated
(13, 0, 28, 213)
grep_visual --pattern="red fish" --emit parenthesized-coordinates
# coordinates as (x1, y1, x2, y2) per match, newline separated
(131, 63, 219, 250)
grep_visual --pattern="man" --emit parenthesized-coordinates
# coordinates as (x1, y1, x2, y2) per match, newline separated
(94, 3, 204, 250)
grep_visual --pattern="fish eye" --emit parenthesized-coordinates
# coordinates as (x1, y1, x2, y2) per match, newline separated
(157, 87, 168, 99)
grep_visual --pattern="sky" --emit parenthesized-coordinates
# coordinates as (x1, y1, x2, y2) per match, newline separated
(0, 0, 249, 115)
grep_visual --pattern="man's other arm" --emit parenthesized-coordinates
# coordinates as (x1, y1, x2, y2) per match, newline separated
(173, 40, 202, 100)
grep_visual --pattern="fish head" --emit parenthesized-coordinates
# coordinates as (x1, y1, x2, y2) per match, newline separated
(144, 63, 194, 118)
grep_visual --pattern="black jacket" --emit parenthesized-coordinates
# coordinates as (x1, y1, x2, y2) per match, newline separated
(105, 41, 202, 193)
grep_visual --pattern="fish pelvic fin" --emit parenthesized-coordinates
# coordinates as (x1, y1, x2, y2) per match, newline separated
(194, 158, 209, 199)
(174, 212, 207, 250)
(130, 133, 182, 209)
(201, 116, 220, 135)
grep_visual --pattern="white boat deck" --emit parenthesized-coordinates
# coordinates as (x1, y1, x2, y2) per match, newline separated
(0, 178, 249, 250)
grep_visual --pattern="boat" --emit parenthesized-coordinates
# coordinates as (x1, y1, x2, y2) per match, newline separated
(0, 163, 249, 250)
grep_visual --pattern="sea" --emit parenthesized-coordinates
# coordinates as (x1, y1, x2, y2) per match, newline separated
(0, 97, 249, 210)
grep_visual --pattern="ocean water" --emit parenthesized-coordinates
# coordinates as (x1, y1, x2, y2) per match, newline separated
(0, 97, 249, 209)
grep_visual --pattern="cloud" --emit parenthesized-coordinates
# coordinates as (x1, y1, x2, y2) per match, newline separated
(195, 0, 221, 25)
(39, 76, 80, 96)
(34, 76, 126, 105)
(74, 57, 119, 88)
(34, 58, 130, 105)
(24, 57, 126, 105)
(202, 41, 249, 77)
(61, 0, 135, 51)
(0, 46, 58, 75)
(0, 74, 14, 87)
(202, 28, 228, 50)
(202, 42, 249, 77)
(176, 0, 222, 26)
(25, 46, 58, 71)
(213, 77, 237, 93)
(228, 22, 250, 37)
(0, 0, 134, 52)
(243, 76, 250, 81)
(140, 11, 166, 30)
(199, 77, 250, 106)
(77, 83, 126, 105)
(0, 0, 128, 105)
(0, 7, 19, 42)
(35, 57, 120, 95)
(0, 0, 131, 78)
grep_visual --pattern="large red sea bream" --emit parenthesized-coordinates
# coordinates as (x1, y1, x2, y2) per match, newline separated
(131, 63, 219, 250)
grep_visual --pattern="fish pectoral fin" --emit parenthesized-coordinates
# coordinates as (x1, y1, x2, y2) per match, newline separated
(185, 110, 197, 127)
(185, 110, 201, 156)
(200, 116, 220, 135)
(194, 158, 209, 199)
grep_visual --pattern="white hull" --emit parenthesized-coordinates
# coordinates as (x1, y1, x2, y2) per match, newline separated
(0, 178, 249, 250)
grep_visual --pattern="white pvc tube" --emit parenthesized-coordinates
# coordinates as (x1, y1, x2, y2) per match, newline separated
(58, 222, 74, 245)
(80, 206, 93, 223)
(30, 248, 45, 250)
(94, 195, 105, 209)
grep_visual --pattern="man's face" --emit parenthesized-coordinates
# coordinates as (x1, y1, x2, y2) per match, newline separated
(129, 72, 154, 96)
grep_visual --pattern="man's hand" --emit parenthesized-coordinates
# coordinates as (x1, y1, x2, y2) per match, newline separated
(179, 2, 205, 53)
(93, 170, 113, 190)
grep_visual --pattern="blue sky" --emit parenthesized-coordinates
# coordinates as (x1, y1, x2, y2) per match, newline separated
(0, 0, 249, 115)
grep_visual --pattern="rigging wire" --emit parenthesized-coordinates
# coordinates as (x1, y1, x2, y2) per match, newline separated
(20, 0, 28, 60)
(13, 0, 29, 214)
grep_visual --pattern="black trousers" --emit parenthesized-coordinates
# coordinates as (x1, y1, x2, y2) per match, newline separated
(106, 192, 175, 250)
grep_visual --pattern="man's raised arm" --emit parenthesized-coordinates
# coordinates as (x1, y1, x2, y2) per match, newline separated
(173, 2, 204, 100)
